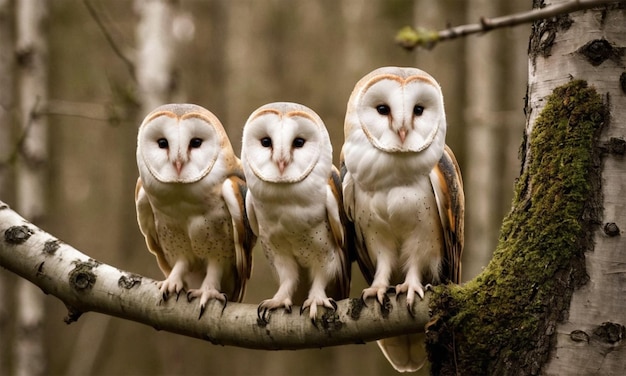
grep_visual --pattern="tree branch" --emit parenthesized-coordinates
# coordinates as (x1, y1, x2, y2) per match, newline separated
(83, 0, 136, 81)
(0, 201, 428, 350)
(396, 0, 626, 50)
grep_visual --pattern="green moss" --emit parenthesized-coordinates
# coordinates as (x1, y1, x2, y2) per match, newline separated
(427, 80, 606, 375)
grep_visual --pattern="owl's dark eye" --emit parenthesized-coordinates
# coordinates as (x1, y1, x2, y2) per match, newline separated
(292, 137, 306, 148)
(189, 138, 203, 148)
(157, 138, 169, 149)
(413, 105, 424, 116)
(260, 137, 272, 148)
(376, 104, 391, 116)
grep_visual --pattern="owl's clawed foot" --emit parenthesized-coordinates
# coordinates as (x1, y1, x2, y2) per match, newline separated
(301, 297, 338, 324)
(257, 297, 293, 323)
(361, 285, 390, 307)
(394, 281, 425, 316)
(186, 288, 228, 319)
(157, 278, 186, 303)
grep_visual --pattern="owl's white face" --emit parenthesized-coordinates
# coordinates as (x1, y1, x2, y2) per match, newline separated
(242, 102, 328, 184)
(137, 104, 223, 184)
(347, 66, 446, 153)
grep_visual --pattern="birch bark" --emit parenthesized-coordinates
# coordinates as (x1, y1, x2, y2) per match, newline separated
(15, 0, 49, 375)
(135, 0, 176, 115)
(527, 1, 626, 373)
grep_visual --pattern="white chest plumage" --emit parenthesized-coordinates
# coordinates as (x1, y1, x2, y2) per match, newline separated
(152, 197, 234, 266)
(352, 176, 443, 284)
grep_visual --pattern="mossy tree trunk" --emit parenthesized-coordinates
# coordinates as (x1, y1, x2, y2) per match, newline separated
(427, 1, 625, 375)
(533, 1, 626, 374)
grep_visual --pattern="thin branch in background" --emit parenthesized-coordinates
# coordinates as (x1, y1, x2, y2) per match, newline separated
(3, 97, 42, 167)
(0, 99, 127, 169)
(396, 0, 626, 50)
(42, 99, 126, 123)
(83, 0, 136, 80)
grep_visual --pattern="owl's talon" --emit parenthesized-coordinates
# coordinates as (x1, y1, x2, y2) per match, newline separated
(407, 302, 415, 318)
(175, 288, 185, 302)
(257, 305, 268, 323)
(360, 292, 369, 307)
(198, 304, 206, 320)
(220, 294, 228, 315)
(301, 296, 337, 321)
(259, 307, 271, 323)
(395, 281, 425, 317)
(361, 285, 389, 306)
(257, 297, 292, 323)
(329, 299, 338, 312)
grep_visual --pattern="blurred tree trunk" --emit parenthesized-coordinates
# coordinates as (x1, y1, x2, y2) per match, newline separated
(15, 0, 48, 375)
(341, 0, 369, 76)
(463, 0, 503, 278)
(0, 0, 15, 374)
(135, 0, 177, 115)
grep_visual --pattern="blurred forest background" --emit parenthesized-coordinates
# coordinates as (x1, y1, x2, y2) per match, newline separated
(0, 0, 529, 375)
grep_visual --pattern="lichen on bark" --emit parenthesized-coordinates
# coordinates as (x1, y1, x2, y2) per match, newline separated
(426, 80, 606, 376)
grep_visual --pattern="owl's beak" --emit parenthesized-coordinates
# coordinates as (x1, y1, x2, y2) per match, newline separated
(174, 159, 184, 175)
(277, 159, 288, 174)
(397, 127, 408, 144)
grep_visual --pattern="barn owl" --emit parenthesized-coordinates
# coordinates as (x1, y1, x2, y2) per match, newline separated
(241, 102, 352, 322)
(341, 67, 464, 372)
(135, 103, 254, 318)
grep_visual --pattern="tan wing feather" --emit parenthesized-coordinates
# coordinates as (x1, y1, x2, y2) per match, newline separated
(340, 159, 375, 285)
(429, 144, 465, 284)
(326, 165, 353, 299)
(222, 175, 256, 303)
(135, 177, 172, 276)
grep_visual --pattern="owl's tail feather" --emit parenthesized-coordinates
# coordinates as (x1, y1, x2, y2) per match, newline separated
(377, 333, 428, 373)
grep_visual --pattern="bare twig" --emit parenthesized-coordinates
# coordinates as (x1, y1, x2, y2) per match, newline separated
(42, 99, 125, 123)
(397, 0, 626, 50)
(83, 0, 136, 80)
(3, 97, 42, 167)
(0, 201, 429, 350)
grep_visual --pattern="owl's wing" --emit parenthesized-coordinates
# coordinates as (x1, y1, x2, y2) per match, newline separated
(222, 175, 256, 303)
(326, 165, 354, 299)
(429, 144, 465, 284)
(340, 159, 376, 285)
(135, 178, 172, 276)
